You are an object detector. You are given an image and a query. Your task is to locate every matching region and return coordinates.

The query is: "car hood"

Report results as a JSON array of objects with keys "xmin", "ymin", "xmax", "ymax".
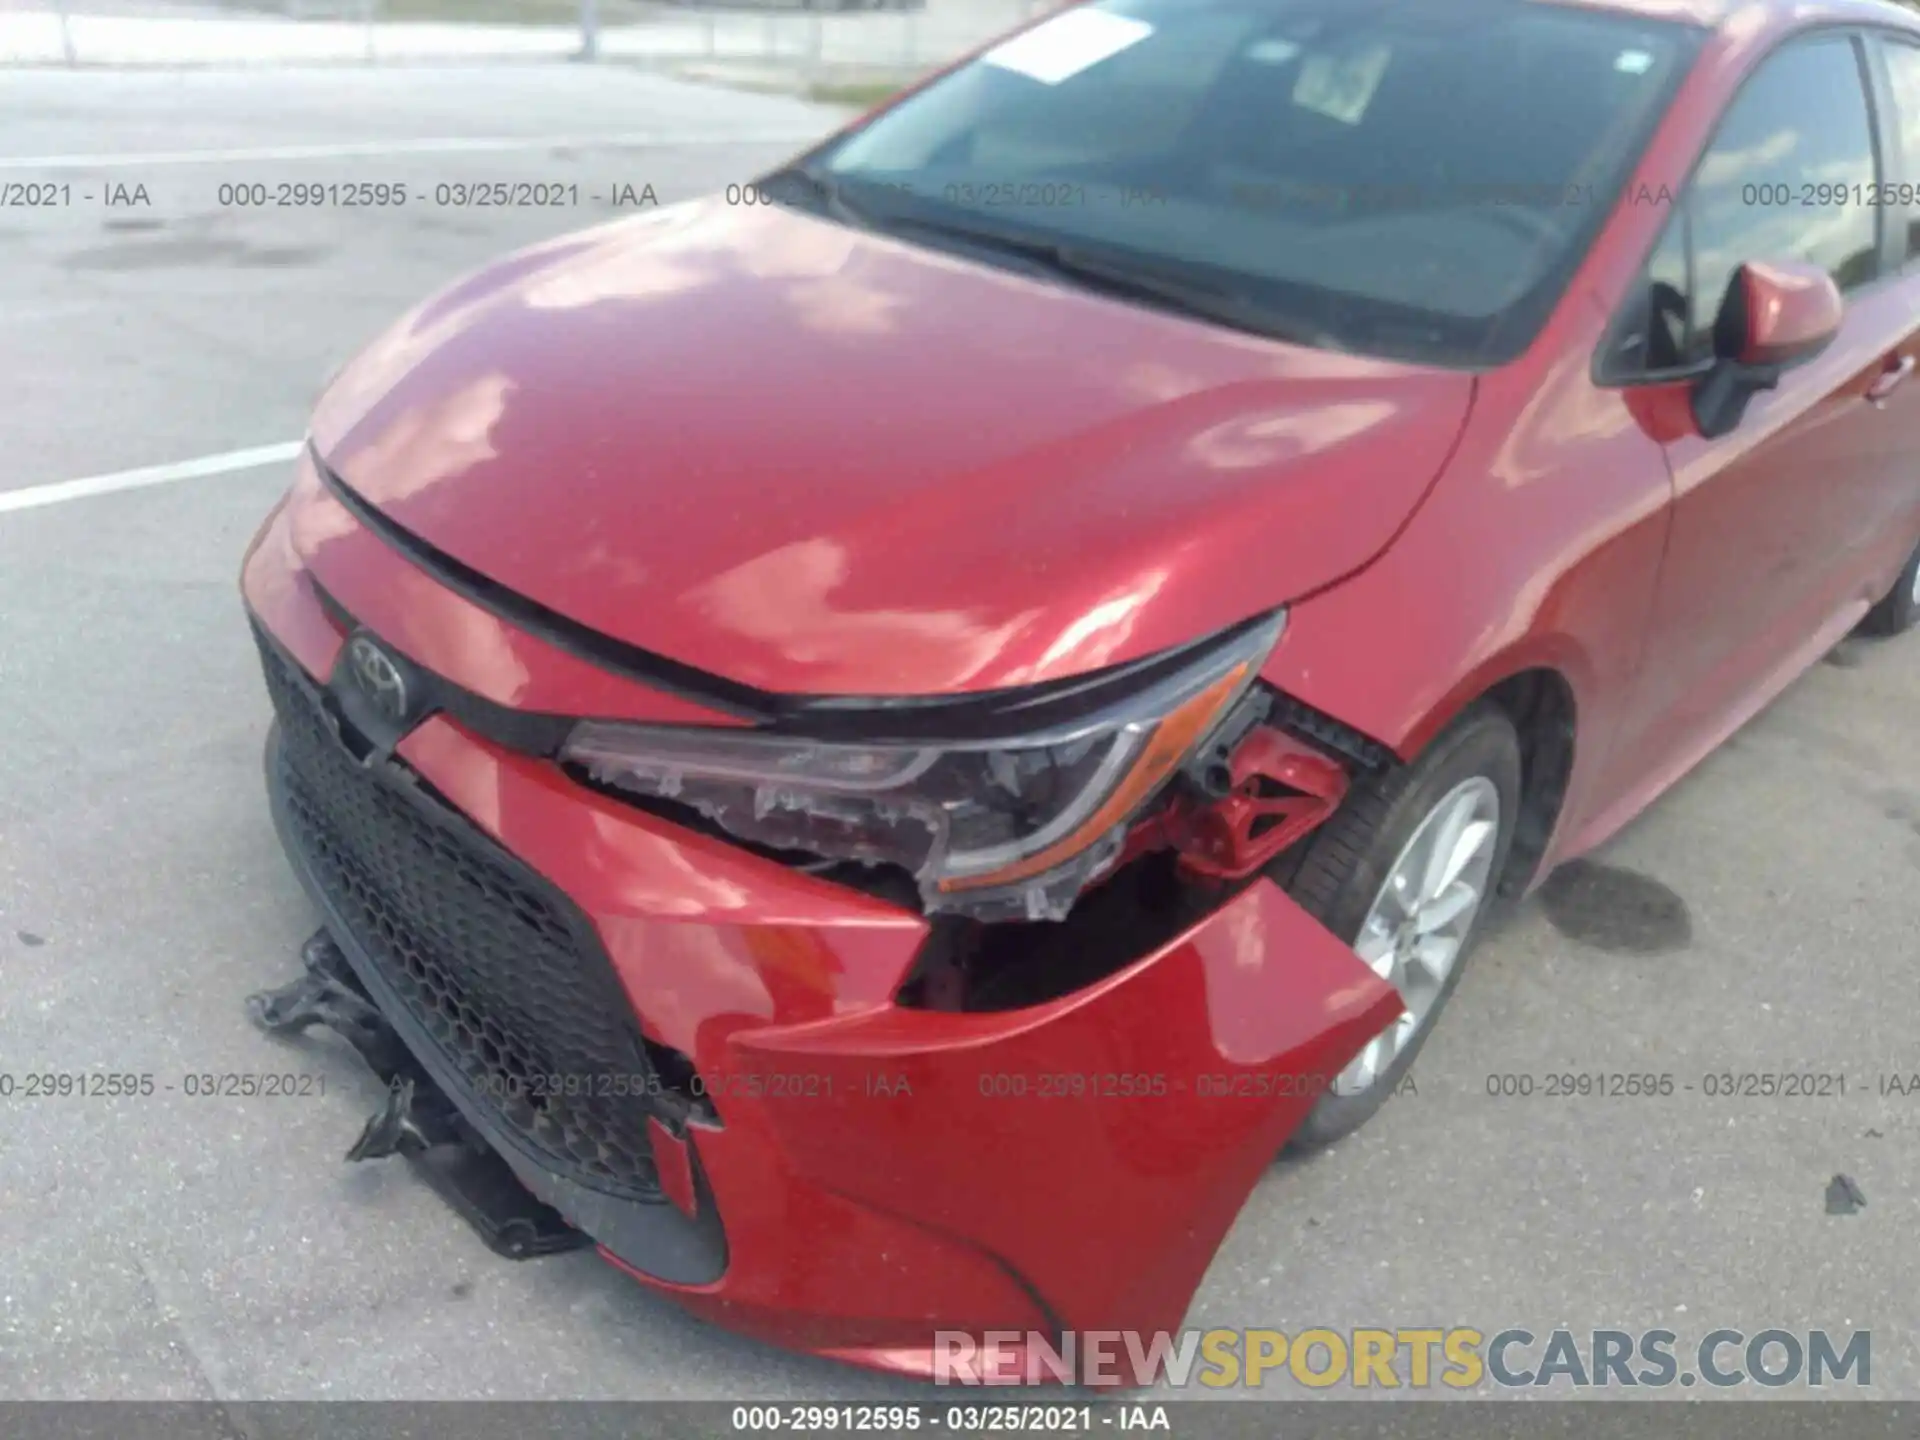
[{"xmin": 309, "ymin": 198, "xmax": 1475, "ymax": 697}]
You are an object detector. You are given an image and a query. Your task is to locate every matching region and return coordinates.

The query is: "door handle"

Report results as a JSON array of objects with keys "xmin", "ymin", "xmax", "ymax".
[{"xmin": 1867, "ymin": 353, "xmax": 1916, "ymax": 407}]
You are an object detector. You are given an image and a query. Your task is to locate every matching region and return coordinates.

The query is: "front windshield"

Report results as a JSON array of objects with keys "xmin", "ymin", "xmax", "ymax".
[{"xmin": 796, "ymin": 0, "xmax": 1699, "ymax": 367}]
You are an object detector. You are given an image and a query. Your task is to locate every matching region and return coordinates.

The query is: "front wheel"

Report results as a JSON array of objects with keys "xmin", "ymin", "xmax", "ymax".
[
  {"xmin": 1860, "ymin": 535, "xmax": 1920, "ymax": 637},
  {"xmin": 1276, "ymin": 703, "xmax": 1522, "ymax": 1151}
]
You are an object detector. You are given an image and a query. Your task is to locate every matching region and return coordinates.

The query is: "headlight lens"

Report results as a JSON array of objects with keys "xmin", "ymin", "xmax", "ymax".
[{"xmin": 562, "ymin": 612, "xmax": 1285, "ymax": 921}]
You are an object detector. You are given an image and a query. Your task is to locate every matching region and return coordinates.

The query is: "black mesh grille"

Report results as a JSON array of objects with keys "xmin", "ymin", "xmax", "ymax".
[{"xmin": 257, "ymin": 632, "xmax": 665, "ymax": 1202}]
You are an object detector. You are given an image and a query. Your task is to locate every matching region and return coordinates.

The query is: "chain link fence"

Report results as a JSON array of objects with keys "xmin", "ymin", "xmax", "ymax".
[
  {"xmin": 13, "ymin": 0, "xmax": 1920, "ymax": 77},
  {"xmin": 4, "ymin": 0, "xmax": 1048, "ymax": 76}
]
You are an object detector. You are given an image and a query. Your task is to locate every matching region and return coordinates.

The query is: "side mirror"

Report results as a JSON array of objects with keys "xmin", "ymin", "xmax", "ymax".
[{"xmin": 1692, "ymin": 259, "xmax": 1843, "ymax": 439}]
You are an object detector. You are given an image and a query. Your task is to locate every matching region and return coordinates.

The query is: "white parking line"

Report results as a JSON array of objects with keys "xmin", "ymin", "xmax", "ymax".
[
  {"xmin": 0, "ymin": 133, "xmax": 813, "ymax": 171},
  {"xmin": 0, "ymin": 301, "xmax": 112, "ymax": 324},
  {"xmin": 0, "ymin": 441, "xmax": 302, "ymax": 517}
]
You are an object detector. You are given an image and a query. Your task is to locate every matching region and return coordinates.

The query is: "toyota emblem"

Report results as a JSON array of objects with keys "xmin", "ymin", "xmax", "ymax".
[{"xmin": 346, "ymin": 635, "xmax": 409, "ymax": 724}]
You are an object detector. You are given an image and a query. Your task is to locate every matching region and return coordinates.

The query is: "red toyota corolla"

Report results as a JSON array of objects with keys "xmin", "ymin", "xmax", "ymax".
[{"xmin": 242, "ymin": 0, "xmax": 1920, "ymax": 1381}]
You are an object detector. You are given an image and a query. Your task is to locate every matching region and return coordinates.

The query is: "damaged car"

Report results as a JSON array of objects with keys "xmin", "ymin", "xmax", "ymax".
[{"xmin": 241, "ymin": 0, "xmax": 1920, "ymax": 1380}]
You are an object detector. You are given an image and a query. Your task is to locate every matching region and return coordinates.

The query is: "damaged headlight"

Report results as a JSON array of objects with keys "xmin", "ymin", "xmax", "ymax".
[{"xmin": 563, "ymin": 612, "xmax": 1285, "ymax": 922}]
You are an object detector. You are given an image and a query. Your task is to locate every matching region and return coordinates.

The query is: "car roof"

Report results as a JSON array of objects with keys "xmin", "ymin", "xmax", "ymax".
[{"xmin": 1536, "ymin": 0, "xmax": 1920, "ymax": 34}]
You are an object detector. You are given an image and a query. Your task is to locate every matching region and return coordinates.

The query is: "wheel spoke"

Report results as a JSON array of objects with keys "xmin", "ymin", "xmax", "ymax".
[
  {"xmin": 1336, "ymin": 1038, "xmax": 1378, "ymax": 1094},
  {"xmin": 1376, "ymin": 868, "xmax": 1419, "ymax": 923},
  {"xmin": 1354, "ymin": 925, "xmax": 1397, "ymax": 970},
  {"xmin": 1407, "ymin": 934, "xmax": 1460, "ymax": 987},
  {"xmin": 1426, "ymin": 816, "xmax": 1495, "ymax": 899},
  {"xmin": 1414, "ymin": 879, "xmax": 1478, "ymax": 936},
  {"xmin": 1359, "ymin": 1033, "xmax": 1386, "ymax": 1079},
  {"xmin": 1336, "ymin": 1014, "xmax": 1404, "ymax": 1095},
  {"xmin": 1366, "ymin": 1026, "xmax": 1397, "ymax": 1072},
  {"xmin": 1417, "ymin": 794, "xmax": 1475, "ymax": 900}
]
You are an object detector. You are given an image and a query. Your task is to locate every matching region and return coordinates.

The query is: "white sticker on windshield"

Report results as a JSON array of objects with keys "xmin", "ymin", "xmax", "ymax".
[
  {"xmin": 1246, "ymin": 38, "xmax": 1302, "ymax": 66},
  {"xmin": 1615, "ymin": 48, "xmax": 1653, "ymax": 74},
  {"xmin": 981, "ymin": 8, "xmax": 1154, "ymax": 86},
  {"xmin": 1292, "ymin": 42, "xmax": 1393, "ymax": 125}
]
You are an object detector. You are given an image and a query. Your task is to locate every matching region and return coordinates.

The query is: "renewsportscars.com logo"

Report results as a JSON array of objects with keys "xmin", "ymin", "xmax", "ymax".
[{"xmin": 931, "ymin": 1327, "xmax": 1872, "ymax": 1390}]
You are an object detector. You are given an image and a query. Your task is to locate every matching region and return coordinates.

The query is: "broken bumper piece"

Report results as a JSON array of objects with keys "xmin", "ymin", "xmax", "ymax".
[{"xmin": 247, "ymin": 930, "xmax": 589, "ymax": 1261}]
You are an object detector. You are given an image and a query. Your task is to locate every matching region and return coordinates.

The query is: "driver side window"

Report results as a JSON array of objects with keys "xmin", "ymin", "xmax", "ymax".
[
  {"xmin": 1609, "ymin": 210, "xmax": 1692, "ymax": 378},
  {"xmin": 1607, "ymin": 34, "xmax": 1878, "ymax": 381}
]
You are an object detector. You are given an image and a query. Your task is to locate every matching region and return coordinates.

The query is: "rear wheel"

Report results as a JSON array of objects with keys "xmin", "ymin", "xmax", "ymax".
[
  {"xmin": 1860, "ymin": 536, "xmax": 1920, "ymax": 638},
  {"xmin": 1276, "ymin": 703, "xmax": 1522, "ymax": 1151}
]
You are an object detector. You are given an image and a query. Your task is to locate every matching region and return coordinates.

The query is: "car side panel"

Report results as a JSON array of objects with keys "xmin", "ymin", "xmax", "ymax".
[
  {"xmin": 1595, "ymin": 33, "xmax": 1915, "ymax": 823},
  {"xmin": 1266, "ymin": 289, "xmax": 1678, "ymax": 886},
  {"xmin": 1860, "ymin": 30, "xmax": 1920, "ymax": 580}
]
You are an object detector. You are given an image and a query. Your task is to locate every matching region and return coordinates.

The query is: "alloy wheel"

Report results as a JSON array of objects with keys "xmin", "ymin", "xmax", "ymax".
[{"xmin": 1331, "ymin": 776, "xmax": 1502, "ymax": 1097}]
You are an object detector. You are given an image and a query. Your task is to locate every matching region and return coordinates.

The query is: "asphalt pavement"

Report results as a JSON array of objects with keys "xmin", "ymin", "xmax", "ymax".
[{"xmin": 1, "ymin": 63, "xmax": 1917, "ymax": 1403}]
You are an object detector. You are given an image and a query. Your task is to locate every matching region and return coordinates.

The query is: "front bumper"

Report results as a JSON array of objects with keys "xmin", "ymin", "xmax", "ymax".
[{"xmin": 241, "ymin": 460, "xmax": 1401, "ymax": 1378}]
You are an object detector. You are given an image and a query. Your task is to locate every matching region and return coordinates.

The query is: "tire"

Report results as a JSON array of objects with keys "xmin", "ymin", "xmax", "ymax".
[
  {"xmin": 1275, "ymin": 702, "xmax": 1523, "ymax": 1152},
  {"xmin": 1859, "ymin": 536, "xmax": 1920, "ymax": 638}
]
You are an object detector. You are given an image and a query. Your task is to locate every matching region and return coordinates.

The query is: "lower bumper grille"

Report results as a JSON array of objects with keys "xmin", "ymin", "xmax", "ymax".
[{"xmin": 256, "ymin": 631, "xmax": 666, "ymax": 1203}]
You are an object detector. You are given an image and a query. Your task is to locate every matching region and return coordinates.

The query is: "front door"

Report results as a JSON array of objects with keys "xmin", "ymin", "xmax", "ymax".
[{"xmin": 1609, "ymin": 33, "xmax": 1917, "ymax": 799}]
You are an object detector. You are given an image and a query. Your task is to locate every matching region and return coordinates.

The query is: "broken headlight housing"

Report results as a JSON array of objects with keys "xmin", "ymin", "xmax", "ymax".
[{"xmin": 563, "ymin": 612, "xmax": 1285, "ymax": 922}]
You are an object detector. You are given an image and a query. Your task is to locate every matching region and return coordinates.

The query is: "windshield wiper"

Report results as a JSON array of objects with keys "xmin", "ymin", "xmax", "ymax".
[
  {"xmin": 754, "ymin": 164, "xmax": 876, "ymax": 229},
  {"xmin": 754, "ymin": 180, "xmax": 1345, "ymax": 350},
  {"xmin": 1055, "ymin": 249, "xmax": 1349, "ymax": 351},
  {"xmin": 883, "ymin": 215, "xmax": 1345, "ymax": 350}
]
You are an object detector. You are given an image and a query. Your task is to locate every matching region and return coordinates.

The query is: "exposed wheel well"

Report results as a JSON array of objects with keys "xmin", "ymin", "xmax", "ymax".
[{"xmin": 1481, "ymin": 668, "xmax": 1577, "ymax": 900}]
